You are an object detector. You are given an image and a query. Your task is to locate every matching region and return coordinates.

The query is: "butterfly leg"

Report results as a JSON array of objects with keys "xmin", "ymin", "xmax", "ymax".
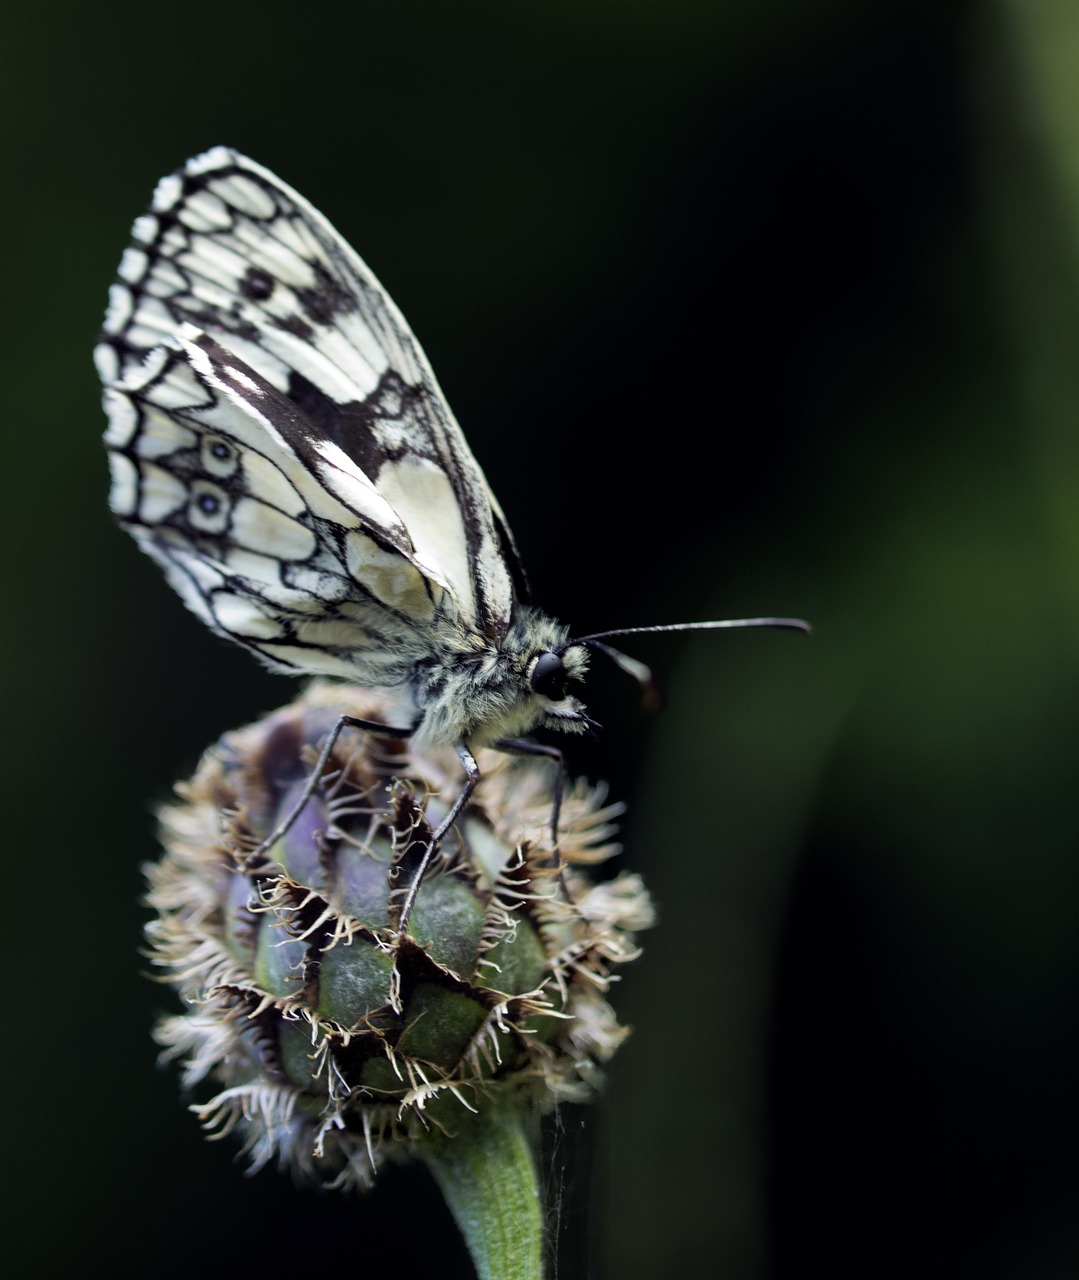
[
  {"xmin": 244, "ymin": 713, "xmax": 414, "ymax": 868},
  {"xmin": 494, "ymin": 737, "xmax": 566, "ymax": 858},
  {"xmin": 395, "ymin": 743, "xmax": 480, "ymax": 937}
]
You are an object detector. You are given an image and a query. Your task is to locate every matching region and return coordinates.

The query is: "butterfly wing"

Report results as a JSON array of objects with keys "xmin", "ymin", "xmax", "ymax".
[{"xmin": 96, "ymin": 147, "xmax": 525, "ymax": 682}]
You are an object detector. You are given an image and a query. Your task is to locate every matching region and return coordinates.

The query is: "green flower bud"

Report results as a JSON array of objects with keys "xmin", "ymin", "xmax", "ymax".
[{"xmin": 145, "ymin": 682, "xmax": 653, "ymax": 1196}]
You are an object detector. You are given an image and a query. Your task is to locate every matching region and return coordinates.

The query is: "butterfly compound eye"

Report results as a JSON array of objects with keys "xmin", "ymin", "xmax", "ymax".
[{"xmin": 531, "ymin": 651, "xmax": 568, "ymax": 701}]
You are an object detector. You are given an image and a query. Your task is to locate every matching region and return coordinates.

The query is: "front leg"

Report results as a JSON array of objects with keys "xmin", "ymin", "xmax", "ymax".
[{"xmin": 494, "ymin": 737, "xmax": 565, "ymax": 856}]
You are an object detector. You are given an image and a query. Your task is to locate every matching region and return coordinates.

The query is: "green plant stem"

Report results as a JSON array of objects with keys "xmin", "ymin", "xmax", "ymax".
[{"xmin": 422, "ymin": 1100, "xmax": 544, "ymax": 1280}]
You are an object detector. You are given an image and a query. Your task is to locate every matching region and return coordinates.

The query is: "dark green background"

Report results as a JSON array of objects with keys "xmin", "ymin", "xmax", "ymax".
[{"xmin": 5, "ymin": 2, "xmax": 1078, "ymax": 1276}]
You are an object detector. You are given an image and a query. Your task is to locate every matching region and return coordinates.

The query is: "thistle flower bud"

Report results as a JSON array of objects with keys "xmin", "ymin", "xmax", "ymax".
[{"xmin": 145, "ymin": 682, "xmax": 653, "ymax": 1198}]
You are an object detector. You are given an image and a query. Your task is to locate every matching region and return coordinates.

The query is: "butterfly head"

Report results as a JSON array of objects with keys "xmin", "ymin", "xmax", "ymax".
[
  {"xmin": 410, "ymin": 610, "xmax": 594, "ymax": 749},
  {"xmin": 526, "ymin": 643, "xmax": 593, "ymax": 735},
  {"xmin": 467, "ymin": 616, "xmax": 593, "ymax": 746}
]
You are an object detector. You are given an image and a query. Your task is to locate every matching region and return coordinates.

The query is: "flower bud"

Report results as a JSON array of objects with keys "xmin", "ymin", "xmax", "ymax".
[{"xmin": 145, "ymin": 682, "xmax": 653, "ymax": 1192}]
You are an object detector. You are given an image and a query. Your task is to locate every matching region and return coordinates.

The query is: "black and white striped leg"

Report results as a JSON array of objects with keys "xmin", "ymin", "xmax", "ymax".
[
  {"xmin": 395, "ymin": 743, "xmax": 480, "ymax": 938},
  {"xmin": 244, "ymin": 713, "xmax": 414, "ymax": 868},
  {"xmin": 494, "ymin": 737, "xmax": 566, "ymax": 857}
]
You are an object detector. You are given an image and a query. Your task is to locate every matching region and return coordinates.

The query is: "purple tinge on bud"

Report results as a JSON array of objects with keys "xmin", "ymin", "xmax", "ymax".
[{"xmin": 145, "ymin": 681, "xmax": 653, "ymax": 1191}]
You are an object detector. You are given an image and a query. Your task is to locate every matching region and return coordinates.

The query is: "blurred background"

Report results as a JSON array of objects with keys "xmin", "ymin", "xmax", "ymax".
[{"xmin": 4, "ymin": 1, "xmax": 1079, "ymax": 1275}]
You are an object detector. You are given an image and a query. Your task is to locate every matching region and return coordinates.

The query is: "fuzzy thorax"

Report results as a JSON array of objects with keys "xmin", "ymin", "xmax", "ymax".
[{"xmin": 410, "ymin": 605, "xmax": 591, "ymax": 749}]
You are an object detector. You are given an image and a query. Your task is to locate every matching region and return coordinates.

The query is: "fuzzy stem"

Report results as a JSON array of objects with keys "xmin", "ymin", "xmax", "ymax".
[{"xmin": 422, "ymin": 1100, "xmax": 544, "ymax": 1280}]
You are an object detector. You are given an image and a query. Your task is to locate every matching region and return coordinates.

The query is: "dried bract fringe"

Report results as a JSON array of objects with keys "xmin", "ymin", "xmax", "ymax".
[{"xmin": 145, "ymin": 682, "xmax": 653, "ymax": 1190}]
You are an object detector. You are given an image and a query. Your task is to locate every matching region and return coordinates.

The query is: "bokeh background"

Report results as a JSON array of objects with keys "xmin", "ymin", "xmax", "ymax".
[{"xmin": 5, "ymin": 2, "xmax": 1079, "ymax": 1276}]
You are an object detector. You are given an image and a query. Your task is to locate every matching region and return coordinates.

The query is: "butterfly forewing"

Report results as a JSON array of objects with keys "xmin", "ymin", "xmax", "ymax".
[{"xmin": 96, "ymin": 146, "xmax": 522, "ymax": 683}]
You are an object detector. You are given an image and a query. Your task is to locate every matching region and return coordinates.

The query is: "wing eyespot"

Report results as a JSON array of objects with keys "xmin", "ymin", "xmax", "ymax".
[
  {"xmin": 188, "ymin": 480, "xmax": 231, "ymax": 533},
  {"xmin": 200, "ymin": 435, "xmax": 240, "ymax": 478}
]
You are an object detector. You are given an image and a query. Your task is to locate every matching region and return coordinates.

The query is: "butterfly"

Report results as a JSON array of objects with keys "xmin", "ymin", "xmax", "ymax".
[{"xmin": 96, "ymin": 147, "xmax": 807, "ymax": 926}]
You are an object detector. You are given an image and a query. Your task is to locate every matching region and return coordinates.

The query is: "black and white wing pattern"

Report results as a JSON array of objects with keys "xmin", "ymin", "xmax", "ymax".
[{"xmin": 95, "ymin": 146, "xmax": 526, "ymax": 688}]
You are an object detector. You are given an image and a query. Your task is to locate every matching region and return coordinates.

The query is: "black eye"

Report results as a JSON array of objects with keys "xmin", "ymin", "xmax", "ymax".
[{"xmin": 531, "ymin": 651, "xmax": 568, "ymax": 700}]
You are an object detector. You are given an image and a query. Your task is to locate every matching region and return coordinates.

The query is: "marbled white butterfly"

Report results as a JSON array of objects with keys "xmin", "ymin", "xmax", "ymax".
[{"xmin": 96, "ymin": 147, "xmax": 806, "ymax": 921}]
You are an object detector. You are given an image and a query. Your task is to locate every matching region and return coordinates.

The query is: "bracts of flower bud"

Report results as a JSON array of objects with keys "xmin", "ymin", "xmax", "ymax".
[{"xmin": 144, "ymin": 680, "xmax": 653, "ymax": 1274}]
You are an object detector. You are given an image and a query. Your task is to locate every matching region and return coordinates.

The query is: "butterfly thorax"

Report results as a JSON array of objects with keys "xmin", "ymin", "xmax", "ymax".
[{"xmin": 409, "ymin": 606, "xmax": 590, "ymax": 750}]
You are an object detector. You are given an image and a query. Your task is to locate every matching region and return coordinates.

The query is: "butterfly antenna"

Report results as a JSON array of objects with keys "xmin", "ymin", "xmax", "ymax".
[
  {"xmin": 570, "ymin": 617, "xmax": 812, "ymax": 646},
  {"xmin": 564, "ymin": 617, "xmax": 811, "ymax": 711}
]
